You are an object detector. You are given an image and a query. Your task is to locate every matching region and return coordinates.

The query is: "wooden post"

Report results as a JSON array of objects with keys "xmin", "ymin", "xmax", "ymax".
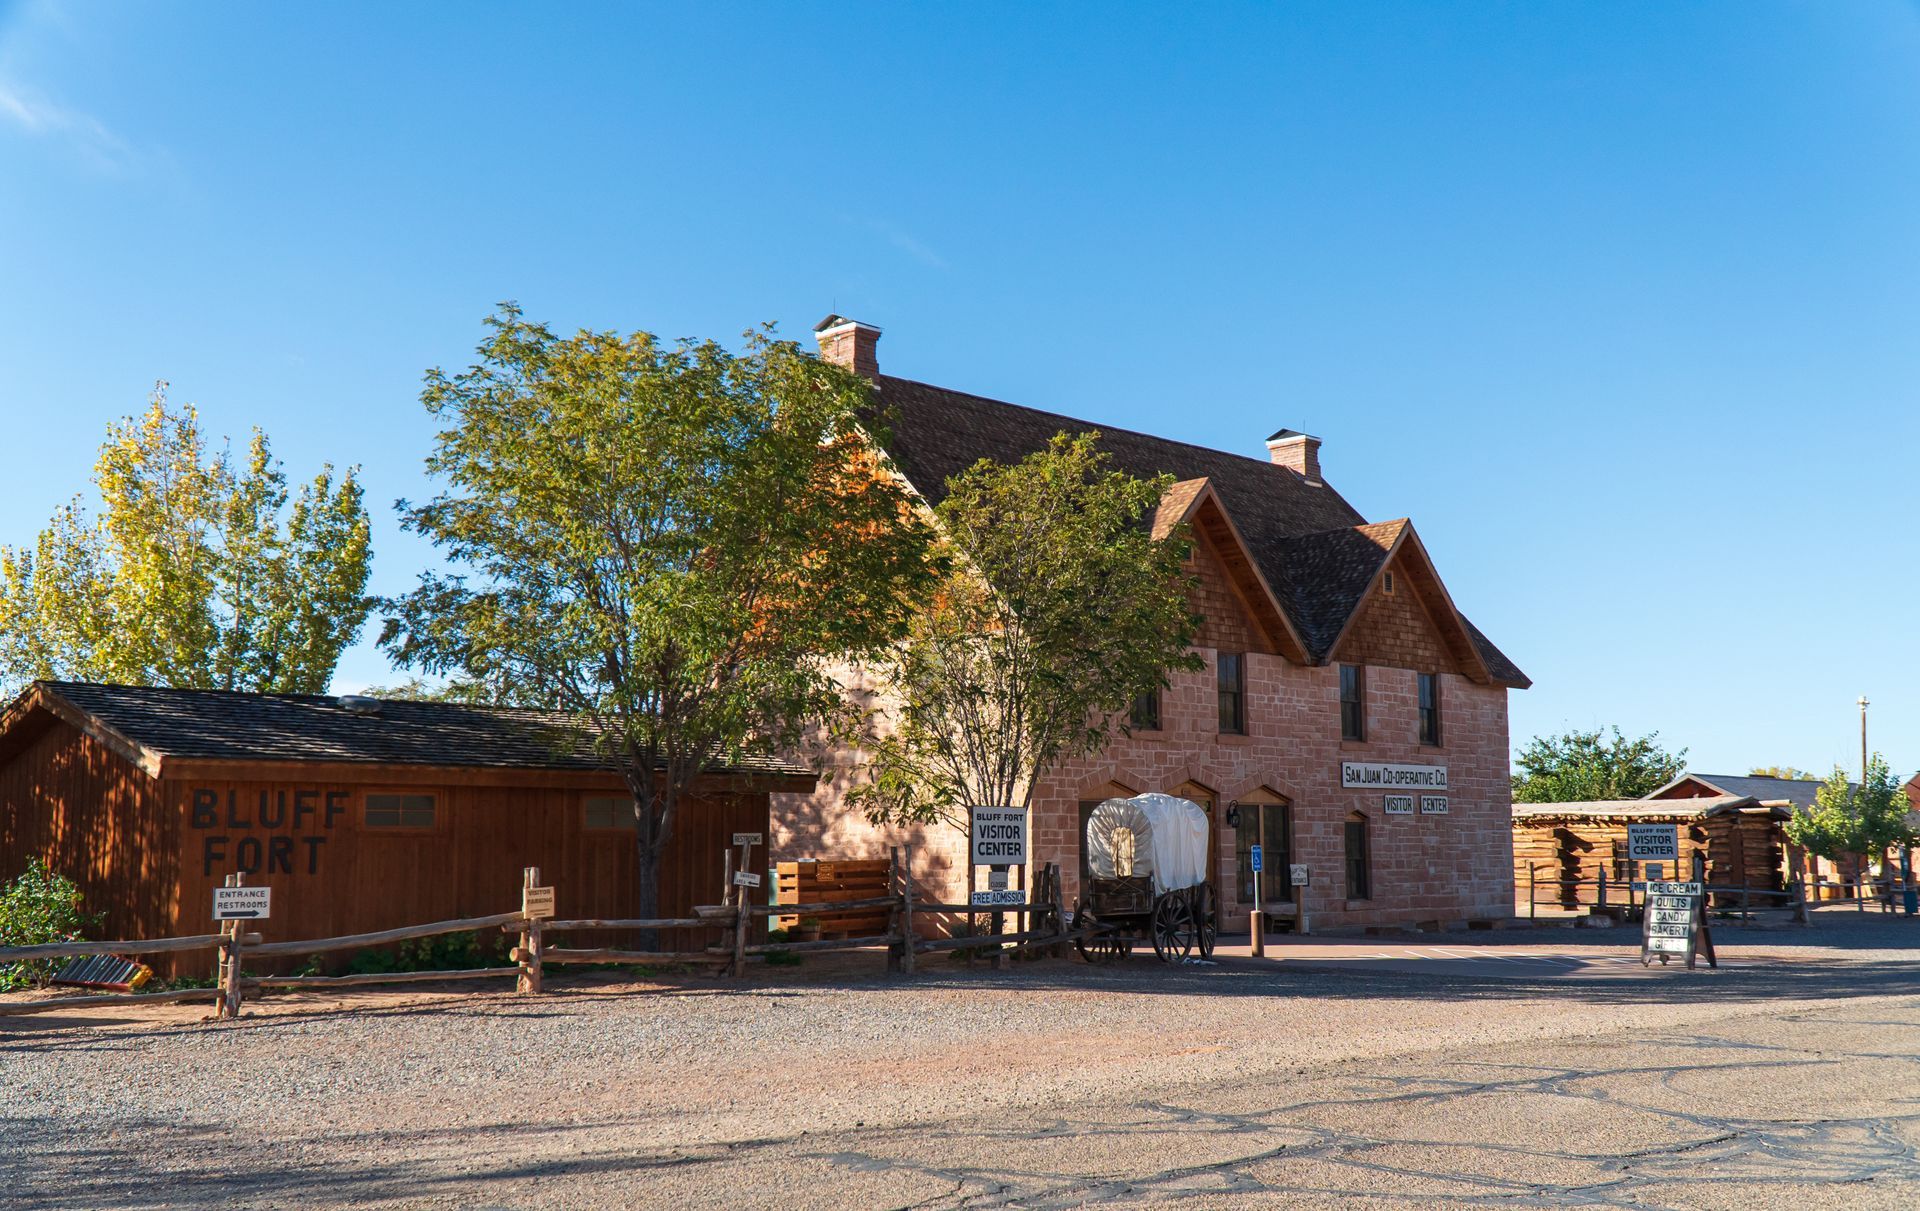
[
  {"xmin": 1597, "ymin": 867, "xmax": 1607, "ymax": 911},
  {"xmin": 517, "ymin": 867, "xmax": 544, "ymax": 995},
  {"xmin": 1016, "ymin": 861, "xmax": 1027, "ymax": 951},
  {"xmin": 887, "ymin": 846, "xmax": 902, "ymax": 974},
  {"xmin": 901, "ymin": 844, "xmax": 916, "ymax": 975},
  {"xmin": 731, "ymin": 899, "xmax": 749, "ymax": 978},
  {"xmin": 1528, "ymin": 864, "xmax": 1537, "ymax": 921},
  {"xmin": 966, "ymin": 861, "xmax": 977, "ymax": 969},
  {"xmin": 219, "ymin": 872, "xmax": 245, "ymax": 1019}
]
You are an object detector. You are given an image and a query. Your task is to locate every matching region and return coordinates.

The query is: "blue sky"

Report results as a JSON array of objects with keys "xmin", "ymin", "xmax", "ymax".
[{"xmin": 3, "ymin": 1, "xmax": 1917, "ymax": 777}]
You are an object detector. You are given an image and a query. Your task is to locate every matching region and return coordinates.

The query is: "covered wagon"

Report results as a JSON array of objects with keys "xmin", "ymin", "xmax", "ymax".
[{"xmin": 1072, "ymin": 793, "xmax": 1217, "ymax": 963}]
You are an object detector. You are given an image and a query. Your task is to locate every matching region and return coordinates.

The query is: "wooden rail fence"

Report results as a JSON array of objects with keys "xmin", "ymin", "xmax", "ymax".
[{"xmin": 0, "ymin": 847, "xmax": 1092, "ymax": 1021}]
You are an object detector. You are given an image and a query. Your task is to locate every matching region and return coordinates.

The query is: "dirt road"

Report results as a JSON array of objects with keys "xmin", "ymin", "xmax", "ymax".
[{"xmin": 4, "ymin": 919, "xmax": 1919, "ymax": 1208}]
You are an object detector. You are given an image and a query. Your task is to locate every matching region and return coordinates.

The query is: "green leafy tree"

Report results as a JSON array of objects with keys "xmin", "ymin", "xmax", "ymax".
[
  {"xmin": 381, "ymin": 307, "xmax": 940, "ymax": 923},
  {"xmin": 1749, "ymin": 765, "xmax": 1815, "ymax": 780},
  {"xmin": 847, "ymin": 432, "xmax": 1202, "ymax": 840},
  {"xmin": 1784, "ymin": 754, "xmax": 1917, "ymax": 865},
  {"xmin": 1511, "ymin": 726, "xmax": 1687, "ymax": 803},
  {"xmin": 0, "ymin": 385, "xmax": 373, "ymax": 695},
  {"xmin": 0, "ymin": 860, "xmax": 100, "ymax": 990}
]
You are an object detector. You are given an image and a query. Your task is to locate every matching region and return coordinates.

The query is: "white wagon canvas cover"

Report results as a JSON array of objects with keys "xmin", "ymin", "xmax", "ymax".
[{"xmin": 1085, "ymin": 794, "xmax": 1210, "ymax": 893}]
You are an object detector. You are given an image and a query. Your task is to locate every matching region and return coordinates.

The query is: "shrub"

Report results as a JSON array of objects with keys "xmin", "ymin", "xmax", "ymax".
[
  {"xmin": 0, "ymin": 860, "xmax": 100, "ymax": 990},
  {"xmin": 344, "ymin": 929, "xmax": 507, "ymax": 975}
]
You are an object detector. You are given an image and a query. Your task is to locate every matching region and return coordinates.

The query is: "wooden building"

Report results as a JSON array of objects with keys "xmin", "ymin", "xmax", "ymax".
[
  {"xmin": 0, "ymin": 681, "xmax": 813, "ymax": 973},
  {"xmin": 1650, "ymin": 770, "xmax": 1866, "ymax": 897},
  {"xmin": 1511, "ymin": 795, "xmax": 1791, "ymax": 908}
]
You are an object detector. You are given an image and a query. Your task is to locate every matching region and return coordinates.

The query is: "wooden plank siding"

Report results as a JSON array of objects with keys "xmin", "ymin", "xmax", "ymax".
[
  {"xmin": 1, "ymin": 716, "xmax": 782, "ymax": 976},
  {"xmin": 0, "ymin": 722, "xmax": 177, "ymax": 945}
]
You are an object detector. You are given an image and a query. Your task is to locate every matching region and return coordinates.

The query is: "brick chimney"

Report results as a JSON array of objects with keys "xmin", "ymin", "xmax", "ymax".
[
  {"xmin": 1266, "ymin": 429, "xmax": 1322, "ymax": 486},
  {"xmin": 813, "ymin": 314, "xmax": 882, "ymax": 378}
]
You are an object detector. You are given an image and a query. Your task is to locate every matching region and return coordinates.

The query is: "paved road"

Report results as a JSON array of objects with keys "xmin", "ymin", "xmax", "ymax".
[
  {"xmin": 1239, "ymin": 938, "xmax": 1765, "ymax": 977},
  {"xmin": 4, "ymin": 914, "xmax": 1918, "ymax": 1208}
]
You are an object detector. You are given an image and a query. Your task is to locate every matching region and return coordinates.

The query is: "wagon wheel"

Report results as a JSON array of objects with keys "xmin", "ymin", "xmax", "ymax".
[
  {"xmin": 1151, "ymin": 894, "xmax": 1195, "ymax": 963},
  {"xmin": 1192, "ymin": 884, "xmax": 1218, "ymax": 959},
  {"xmin": 1073, "ymin": 900, "xmax": 1124, "ymax": 965}
]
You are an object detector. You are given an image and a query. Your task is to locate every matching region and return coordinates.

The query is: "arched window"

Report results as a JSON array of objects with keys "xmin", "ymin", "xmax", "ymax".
[{"xmin": 1344, "ymin": 811, "xmax": 1372, "ymax": 901}]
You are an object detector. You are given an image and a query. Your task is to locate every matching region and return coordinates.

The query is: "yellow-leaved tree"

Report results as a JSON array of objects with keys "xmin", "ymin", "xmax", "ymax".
[{"xmin": 0, "ymin": 384, "xmax": 373, "ymax": 695}]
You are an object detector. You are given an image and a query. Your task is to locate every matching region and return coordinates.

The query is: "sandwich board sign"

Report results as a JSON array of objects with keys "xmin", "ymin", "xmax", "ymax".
[
  {"xmin": 1641, "ymin": 880, "xmax": 1716, "ymax": 969},
  {"xmin": 1627, "ymin": 823, "xmax": 1680, "ymax": 866},
  {"xmin": 213, "ymin": 886, "xmax": 271, "ymax": 921}
]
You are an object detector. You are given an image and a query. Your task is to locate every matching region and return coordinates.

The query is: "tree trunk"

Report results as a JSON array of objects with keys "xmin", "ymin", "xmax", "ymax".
[{"xmin": 635, "ymin": 837, "xmax": 663, "ymax": 952}]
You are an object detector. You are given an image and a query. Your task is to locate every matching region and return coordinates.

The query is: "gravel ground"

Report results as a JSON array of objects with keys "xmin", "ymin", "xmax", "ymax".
[{"xmin": 3, "ymin": 910, "xmax": 1918, "ymax": 1208}]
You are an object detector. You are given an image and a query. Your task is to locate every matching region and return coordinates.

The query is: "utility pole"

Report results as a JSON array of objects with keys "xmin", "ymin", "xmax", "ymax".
[{"xmin": 1860, "ymin": 695, "xmax": 1871, "ymax": 909}]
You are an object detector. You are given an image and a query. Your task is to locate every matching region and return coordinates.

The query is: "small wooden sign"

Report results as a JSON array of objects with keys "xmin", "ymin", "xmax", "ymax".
[
  {"xmin": 213, "ymin": 886, "xmax": 271, "ymax": 921},
  {"xmin": 522, "ymin": 886, "xmax": 556, "ymax": 920},
  {"xmin": 732, "ymin": 832, "xmax": 763, "ymax": 846},
  {"xmin": 733, "ymin": 870, "xmax": 762, "ymax": 888}
]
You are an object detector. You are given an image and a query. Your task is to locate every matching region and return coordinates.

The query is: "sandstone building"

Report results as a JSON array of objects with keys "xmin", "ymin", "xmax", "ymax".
[{"xmin": 782, "ymin": 317, "xmax": 1531, "ymax": 931}]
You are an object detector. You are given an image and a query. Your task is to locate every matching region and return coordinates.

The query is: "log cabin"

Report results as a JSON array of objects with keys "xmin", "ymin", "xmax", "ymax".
[
  {"xmin": 0, "ymin": 681, "xmax": 814, "ymax": 974},
  {"xmin": 1511, "ymin": 795, "xmax": 1791, "ymax": 910}
]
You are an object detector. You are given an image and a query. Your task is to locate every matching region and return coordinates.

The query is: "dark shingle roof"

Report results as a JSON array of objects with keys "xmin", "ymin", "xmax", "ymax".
[
  {"xmin": 870, "ymin": 374, "xmax": 1528, "ymax": 684},
  {"xmin": 1650, "ymin": 772, "xmax": 1842, "ymax": 811},
  {"xmin": 12, "ymin": 682, "xmax": 809, "ymax": 779}
]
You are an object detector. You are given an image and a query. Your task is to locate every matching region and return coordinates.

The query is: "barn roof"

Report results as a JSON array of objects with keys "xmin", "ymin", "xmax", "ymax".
[
  {"xmin": 1646, "ymin": 771, "xmax": 1839, "ymax": 811},
  {"xmin": 869, "ymin": 373, "xmax": 1529, "ymax": 687},
  {"xmin": 1510, "ymin": 794, "xmax": 1786, "ymax": 822},
  {"xmin": 0, "ymin": 681, "xmax": 813, "ymax": 783}
]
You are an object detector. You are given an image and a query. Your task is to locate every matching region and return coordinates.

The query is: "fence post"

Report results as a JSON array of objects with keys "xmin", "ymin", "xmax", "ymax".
[
  {"xmin": 887, "ymin": 846, "xmax": 903, "ymax": 974},
  {"xmin": 219, "ymin": 872, "xmax": 246, "ymax": 1019},
  {"xmin": 517, "ymin": 867, "xmax": 544, "ymax": 995},
  {"xmin": 1597, "ymin": 867, "xmax": 1607, "ymax": 911},
  {"xmin": 1528, "ymin": 864, "xmax": 1536, "ymax": 921},
  {"xmin": 901, "ymin": 844, "xmax": 916, "ymax": 975},
  {"xmin": 731, "ymin": 898, "xmax": 749, "ymax": 978}
]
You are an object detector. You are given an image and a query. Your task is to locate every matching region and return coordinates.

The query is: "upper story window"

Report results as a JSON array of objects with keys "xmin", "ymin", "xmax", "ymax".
[
  {"xmin": 1417, "ymin": 672, "xmax": 1441, "ymax": 745},
  {"xmin": 583, "ymin": 795, "xmax": 635, "ymax": 830},
  {"xmin": 1217, "ymin": 652, "xmax": 1246, "ymax": 735},
  {"xmin": 1129, "ymin": 687, "xmax": 1161, "ymax": 732},
  {"xmin": 1339, "ymin": 664, "xmax": 1366, "ymax": 741},
  {"xmin": 365, "ymin": 792, "xmax": 436, "ymax": 829}
]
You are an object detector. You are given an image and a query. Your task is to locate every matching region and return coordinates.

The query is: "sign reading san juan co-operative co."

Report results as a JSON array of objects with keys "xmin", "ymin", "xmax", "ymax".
[
  {"xmin": 970, "ymin": 806, "xmax": 1028, "ymax": 866},
  {"xmin": 1341, "ymin": 762, "xmax": 1447, "ymax": 791}
]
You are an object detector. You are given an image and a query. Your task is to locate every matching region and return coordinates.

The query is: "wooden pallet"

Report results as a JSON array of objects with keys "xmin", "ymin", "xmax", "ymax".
[{"xmin": 775, "ymin": 859, "xmax": 894, "ymax": 935}]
